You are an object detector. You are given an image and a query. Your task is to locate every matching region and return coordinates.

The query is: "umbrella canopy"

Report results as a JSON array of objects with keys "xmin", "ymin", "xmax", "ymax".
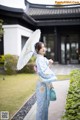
[{"xmin": 17, "ymin": 29, "xmax": 41, "ymax": 70}]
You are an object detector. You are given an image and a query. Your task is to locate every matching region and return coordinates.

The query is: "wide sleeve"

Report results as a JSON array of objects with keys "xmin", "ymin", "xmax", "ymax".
[{"xmin": 36, "ymin": 57, "xmax": 57, "ymax": 83}]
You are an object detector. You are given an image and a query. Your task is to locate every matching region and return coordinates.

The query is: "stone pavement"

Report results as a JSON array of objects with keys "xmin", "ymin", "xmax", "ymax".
[
  {"xmin": 23, "ymin": 64, "xmax": 80, "ymax": 120},
  {"xmin": 51, "ymin": 64, "xmax": 80, "ymax": 75},
  {"xmin": 23, "ymin": 80, "xmax": 70, "ymax": 120}
]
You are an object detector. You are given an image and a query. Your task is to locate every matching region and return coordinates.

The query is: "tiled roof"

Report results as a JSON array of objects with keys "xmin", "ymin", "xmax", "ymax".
[
  {"xmin": 26, "ymin": 3, "xmax": 80, "ymax": 26},
  {"xmin": 27, "ymin": 4, "xmax": 80, "ymax": 16}
]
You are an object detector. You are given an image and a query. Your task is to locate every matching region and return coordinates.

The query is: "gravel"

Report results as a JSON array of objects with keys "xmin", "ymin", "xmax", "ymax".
[{"xmin": 11, "ymin": 93, "xmax": 36, "ymax": 120}]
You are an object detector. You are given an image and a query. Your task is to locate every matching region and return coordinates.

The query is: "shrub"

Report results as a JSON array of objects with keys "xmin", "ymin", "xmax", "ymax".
[
  {"xmin": 4, "ymin": 54, "xmax": 36, "ymax": 74},
  {"xmin": 0, "ymin": 55, "xmax": 5, "ymax": 64},
  {"xmin": 18, "ymin": 56, "xmax": 36, "ymax": 74},
  {"xmin": 62, "ymin": 69, "xmax": 80, "ymax": 120},
  {"xmin": 28, "ymin": 55, "xmax": 36, "ymax": 63},
  {"xmin": 4, "ymin": 54, "xmax": 18, "ymax": 75},
  {"xmin": 18, "ymin": 63, "xmax": 35, "ymax": 73}
]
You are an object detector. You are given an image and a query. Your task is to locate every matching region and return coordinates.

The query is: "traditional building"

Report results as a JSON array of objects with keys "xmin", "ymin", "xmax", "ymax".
[{"xmin": 0, "ymin": 0, "xmax": 80, "ymax": 64}]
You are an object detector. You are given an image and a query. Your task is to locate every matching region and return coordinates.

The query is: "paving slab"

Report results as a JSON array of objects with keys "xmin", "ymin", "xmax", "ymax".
[{"xmin": 51, "ymin": 64, "xmax": 80, "ymax": 75}]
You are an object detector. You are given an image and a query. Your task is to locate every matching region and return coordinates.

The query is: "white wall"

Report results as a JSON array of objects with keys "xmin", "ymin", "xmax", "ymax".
[
  {"xmin": 28, "ymin": 0, "xmax": 55, "ymax": 5},
  {"xmin": 0, "ymin": 0, "xmax": 26, "ymax": 9},
  {"xmin": 3, "ymin": 25, "xmax": 33, "ymax": 56}
]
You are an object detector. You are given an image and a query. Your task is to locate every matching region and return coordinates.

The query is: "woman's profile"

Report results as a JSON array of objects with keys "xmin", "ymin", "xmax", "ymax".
[{"xmin": 35, "ymin": 42, "xmax": 57, "ymax": 120}]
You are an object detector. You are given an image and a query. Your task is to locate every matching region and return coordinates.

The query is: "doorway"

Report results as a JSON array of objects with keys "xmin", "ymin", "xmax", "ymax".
[
  {"xmin": 0, "ymin": 37, "xmax": 4, "ymax": 55},
  {"xmin": 42, "ymin": 34, "xmax": 55, "ymax": 60},
  {"xmin": 61, "ymin": 34, "xmax": 79, "ymax": 64}
]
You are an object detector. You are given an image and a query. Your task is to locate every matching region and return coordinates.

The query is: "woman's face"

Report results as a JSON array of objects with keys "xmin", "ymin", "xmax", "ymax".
[{"xmin": 38, "ymin": 43, "xmax": 46, "ymax": 55}]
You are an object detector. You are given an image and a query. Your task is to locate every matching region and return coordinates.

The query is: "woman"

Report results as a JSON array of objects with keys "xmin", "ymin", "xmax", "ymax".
[{"xmin": 35, "ymin": 42, "xmax": 57, "ymax": 120}]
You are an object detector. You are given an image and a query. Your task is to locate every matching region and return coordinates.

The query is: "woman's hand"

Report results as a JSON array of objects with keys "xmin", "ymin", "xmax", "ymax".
[
  {"xmin": 46, "ymin": 83, "xmax": 54, "ymax": 89},
  {"xmin": 49, "ymin": 59, "xmax": 54, "ymax": 64},
  {"xmin": 50, "ymin": 83, "xmax": 54, "ymax": 89},
  {"xmin": 34, "ymin": 65, "xmax": 37, "ymax": 73}
]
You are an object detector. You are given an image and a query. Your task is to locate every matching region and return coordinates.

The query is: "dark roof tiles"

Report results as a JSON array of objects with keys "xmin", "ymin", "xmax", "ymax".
[{"xmin": 28, "ymin": 7, "xmax": 80, "ymax": 16}]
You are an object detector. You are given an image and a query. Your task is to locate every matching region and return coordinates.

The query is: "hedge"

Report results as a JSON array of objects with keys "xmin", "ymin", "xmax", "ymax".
[{"xmin": 62, "ymin": 69, "xmax": 80, "ymax": 120}]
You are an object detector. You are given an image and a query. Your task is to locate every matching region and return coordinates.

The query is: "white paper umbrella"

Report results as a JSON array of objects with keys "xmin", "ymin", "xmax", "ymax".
[{"xmin": 17, "ymin": 29, "xmax": 41, "ymax": 70}]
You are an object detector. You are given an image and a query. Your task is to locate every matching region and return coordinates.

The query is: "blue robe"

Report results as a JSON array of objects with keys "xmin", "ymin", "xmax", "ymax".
[{"xmin": 36, "ymin": 54, "xmax": 57, "ymax": 120}]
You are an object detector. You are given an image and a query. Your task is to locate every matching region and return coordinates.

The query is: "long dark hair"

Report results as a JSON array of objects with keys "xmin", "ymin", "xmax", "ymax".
[{"xmin": 35, "ymin": 42, "xmax": 43, "ymax": 53}]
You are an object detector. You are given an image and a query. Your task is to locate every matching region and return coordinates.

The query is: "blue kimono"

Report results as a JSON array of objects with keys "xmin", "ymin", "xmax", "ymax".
[{"xmin": 36, "ymin": 54, "xmax": 57, "ymax": 120}]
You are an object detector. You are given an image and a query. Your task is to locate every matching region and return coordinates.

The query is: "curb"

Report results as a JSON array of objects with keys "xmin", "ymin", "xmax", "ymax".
[{"xmin": 11, "ymin": 93, "xmax": 36, "ymax": 120}]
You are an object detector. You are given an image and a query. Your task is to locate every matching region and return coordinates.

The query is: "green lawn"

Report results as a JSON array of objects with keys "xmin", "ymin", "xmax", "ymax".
[
  {"xmin": 57, "ymin": 75, "xmax": 70, "ymax": 80},
  {"xmin": 0, "ymin": 74, "xmax": 70, "ymax": 119},
  {"xmin": 0, "ymin": 74, "xmax": 38, "ymax": 119}
]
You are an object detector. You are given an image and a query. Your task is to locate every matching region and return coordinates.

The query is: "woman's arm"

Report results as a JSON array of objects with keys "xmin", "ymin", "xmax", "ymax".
[{"xmin": 36, "ymin": 57, "xmax": 57, "ymax": 83}]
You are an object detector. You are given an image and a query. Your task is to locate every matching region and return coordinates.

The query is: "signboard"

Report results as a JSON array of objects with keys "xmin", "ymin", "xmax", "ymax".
[
  {"xmin": 54, "ymin": 0, "xmax": 80, "ymax": 5},
  {"xmin": 28, "ymin": 0, "xmax": 80, "ymax": 5}
]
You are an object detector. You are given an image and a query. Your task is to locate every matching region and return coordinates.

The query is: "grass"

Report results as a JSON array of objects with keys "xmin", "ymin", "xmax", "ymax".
[
  {"xmin": 0, "ymin": 74, "xmax": 38, "ymax": 119},
  {"xmin": 57, "ymin": 75, "xmax": 70, "ymax": 80},
  {"xmin": 0, "ymin": 74, "xmax": 70, "ymax": 119}
]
